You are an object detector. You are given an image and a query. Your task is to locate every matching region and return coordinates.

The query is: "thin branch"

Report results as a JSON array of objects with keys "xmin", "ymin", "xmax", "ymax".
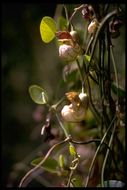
[
  {"xmin": 110, "ymin": 45, "xmax": 119, "ymax": 101},
  {"xmin": 101, "ymin": 122, "xmax": 116, "ymax": 187},
  {"xmin": 68, "ymin": 4, "xmax": 84, "ymax": 28},
  {"xmin": 55, "ymin": 112, "xmax": 69, "ymax": 138},
  {"xmin": 67, "ymin": 156, "xmax": 80, "ymax": 187},
  {"xmin": 89, "ymin": 73, "xmax": 99, "ymax": 85},
  {"xmin": 19, "ymin": 136, "xmax": 71, "ymax": 187},
  {"xmin": 85, "ymin": 35, "xmax": 94, "ymax": 55},
  {"xmin": 71, "ymin": 139, "xmax": 111, "ymax": 151},
  {"xmin": 88, "ymin": 9, "xmax": 118, "ymax": 67},
  {"xmin": 76, "ymin": 59, "xmax": 86, "ymax": 92},
  {"xmin": 82, "ymin": 58, "xmax": 101, "ymax": 124},
  {"xmin": 63, "ymin": 4, "xmax": 69, "ymax": 27},
  {"xmin": 84, "ymin": 114, "xmax": 116, "ymax": 187}
]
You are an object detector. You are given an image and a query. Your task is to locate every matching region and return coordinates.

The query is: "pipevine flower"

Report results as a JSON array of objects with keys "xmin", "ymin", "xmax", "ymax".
[
  {"xmin": 61, "ymin": 91, "xmax": 89, "ymax": 122},
  {"xmin": 56, "ymin": 31, "xmax": 82, "ymax": 62}
]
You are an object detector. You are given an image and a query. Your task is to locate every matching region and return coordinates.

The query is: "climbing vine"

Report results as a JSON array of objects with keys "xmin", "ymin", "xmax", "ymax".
[{"xmin": 18, "ymin": 4, "xmax": 125, "ymax": 187}]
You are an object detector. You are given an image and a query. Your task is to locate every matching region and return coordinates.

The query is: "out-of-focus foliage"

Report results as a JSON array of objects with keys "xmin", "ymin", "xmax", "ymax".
[
  {"xmin": 2, "ymin": 3, "xmax": 58, "ymax": 187},
  {"xmin": 31, "ymin": 157, "xmax": 59, "ymax": 173}
]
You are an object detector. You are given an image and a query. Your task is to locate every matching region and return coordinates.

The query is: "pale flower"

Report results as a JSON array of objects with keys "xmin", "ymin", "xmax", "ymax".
[
  {"xmin": 59, "ymin": 43, "xmax": 81, "ymax": 62},
  {"xmin": 61, "ymin": 92, "xmax": 89, "ymax": 122}
]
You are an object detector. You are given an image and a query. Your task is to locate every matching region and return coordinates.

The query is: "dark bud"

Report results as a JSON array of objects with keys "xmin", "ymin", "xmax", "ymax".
[
  {"xmin": 82, "ymin": 6, "xmax": 90, "ymax": 19},
  {"xmin": 109, "ymin": 19, "xmax": 123, "ymax": 32},
  {"xmin": 82, "ymin": 5, "xmax": 94, "ymax": 20},
  {"xmin": 112, "ymin": 19, "xmax": 123, "ymax": 30},
  {"xmin": 110, "ymin": 30, "xmax": 120, "ymax": 39},
  {"xmin": 41, "ymin": 113, "xmax": 55, "ymax": 141},
  {"xmin": 109, "ymin": 18, "xmax": 123, "ymax": 38}
]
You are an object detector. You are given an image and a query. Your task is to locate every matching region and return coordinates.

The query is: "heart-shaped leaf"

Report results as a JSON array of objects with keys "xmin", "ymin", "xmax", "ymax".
[
  {"xmin": 29, "ymin": 85, "xmax": 48, "ymax": 104},
  {"xmin": 40, "ymin": 16, "xmax": 57, "ymax": 43},
  {"xmin": 31, "ymin": 157, "xmax": 59, "ymax": 173}
]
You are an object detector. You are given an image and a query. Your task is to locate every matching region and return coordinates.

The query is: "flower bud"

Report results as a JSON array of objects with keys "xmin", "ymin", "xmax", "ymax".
[
  {"xmin": 88, "ymin": 19, "xmax": 98, "ymax": 34},
  {"xmin": 82, "ymin": 5, "xmax": 89, "ymax": 19},
  {"xmin": 109, "ymin": 18, "xmax": 122, "ymax": 39},
  {"xmin": 70, "ymin": 31, "xmax": 80, "ymax": 43},
  {"xmin": 82, "ymin": 5, "xmax": 94, "ymax": 20}
]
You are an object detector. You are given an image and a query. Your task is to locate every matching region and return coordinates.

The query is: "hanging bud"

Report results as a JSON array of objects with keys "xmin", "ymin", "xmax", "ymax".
[
  {"xmin": 88, "ymin": 19, "xmax": 98, "ymax": 34},
  {"xmin": 109, "ymin": 18, "xmax": 123, "ymax": 38},
  {"xmin": 70, "ymin": 30, "xmax": 80, "ymax": 43},
  {"xmin": 61, "ymin": 92, "xmax": 89, "ymax": 122},
  {"xmin": 82, "ymin": 5, "xmax": 94, "ymax": 20}
]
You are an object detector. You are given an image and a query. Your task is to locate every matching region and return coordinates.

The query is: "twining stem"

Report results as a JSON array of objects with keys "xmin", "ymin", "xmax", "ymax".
[
  {"xmin": 84, "ymin": 114, "xmax": 116, "ymax": 187},
  {"xmin": 76, "ymin": 59, "xmax": 85, "ymax": 91},
  {"xmin": 82, "ymin": 58, "xmax": 101, "ymax": 124},
  {"xmin": 67, "ymin": 158, "xmax": 79, "ymax": 187},
  {"xmin": 51, "ymin": 97, "xmax": 65, "ymax": 110},
  {"xmin": 85, "ymin": 35, "xmax": 94, "ymax": 55},
  {"xmin": 55, "ymin": 110, "xmax": 79, "ymax": 187},
  {"xmin": 88, "ymin": 9, "xmax": 118, "ymax": 67},
  {"xmin": 110, "ymin": 45, "xmax": 119, "ymax": 102},
  {"xmin": 67, "ymin": 4, "xmax": 84, "ymax": 28},
  {"xmin": 63, "ymin": 4, "xmax": 69, "ymax": 27},
  {"xmin": 101, "ymin": 122, "xmax": 116, "ymax": 187},
  {"xmin": 55, "ymin": 112, "xmax": 69, "ymax": 138},
  {"xmin": 19, "ymin": 136, "xmax": 71, "ymax": 187},
  {"xmin": 67, "ymin": 170, "xmax": 74, "ymax": 187},
  {"xmin": 71, "ymin": 139, "xmax": 111, "ymax": 151}
]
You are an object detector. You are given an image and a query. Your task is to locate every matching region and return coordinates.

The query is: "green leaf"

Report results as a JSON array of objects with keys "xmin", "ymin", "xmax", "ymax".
[
  {"xmin": 84, "ymin": 54, "xmax": 91, "ymax": 62},
  {"xmin": 69, "ymin": 145, "xmax": 76, "ymax": 156},
  {"xmin": 58, "ymin": 154, "xmax": 65, "ymax": 169},
  {"xmin": 71, "ymin": 176, "xmax": 82, "ymax": 187},
  {"xmin": 29, "ymin": 85, "xmax": 48, "ymax": 104},
  {"xmin": 111, "ymin": 82, "xmax": 125, "ymax": 97},
  {"xmin": 97, "ymin": 180, "xmax": 125, "ymax": 187},
  {"xmin": 40, "ymin": 16, "xmax": 57, "ymax": 43},
  {"xmin": 31, "ymin": 157, "xmax": 59, "ymax": 173}
]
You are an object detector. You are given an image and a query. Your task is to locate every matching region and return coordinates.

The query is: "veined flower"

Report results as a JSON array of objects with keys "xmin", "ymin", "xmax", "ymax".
[
  {"xmin": 59, "ymin": 43, "xmax": 82, "ymax": 62},
  {"xmin": 56, "ymin": 31, "xmax": 82, "ymax": 62},
  {"xmin": 61, "ymin": 92, "xmax": 89, "ymax": 122}
]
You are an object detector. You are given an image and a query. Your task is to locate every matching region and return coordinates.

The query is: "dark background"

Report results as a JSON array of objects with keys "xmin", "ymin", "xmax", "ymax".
[{"xmin": 2, "ymin": 3, "xmax": 60, "ymax": 187}]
